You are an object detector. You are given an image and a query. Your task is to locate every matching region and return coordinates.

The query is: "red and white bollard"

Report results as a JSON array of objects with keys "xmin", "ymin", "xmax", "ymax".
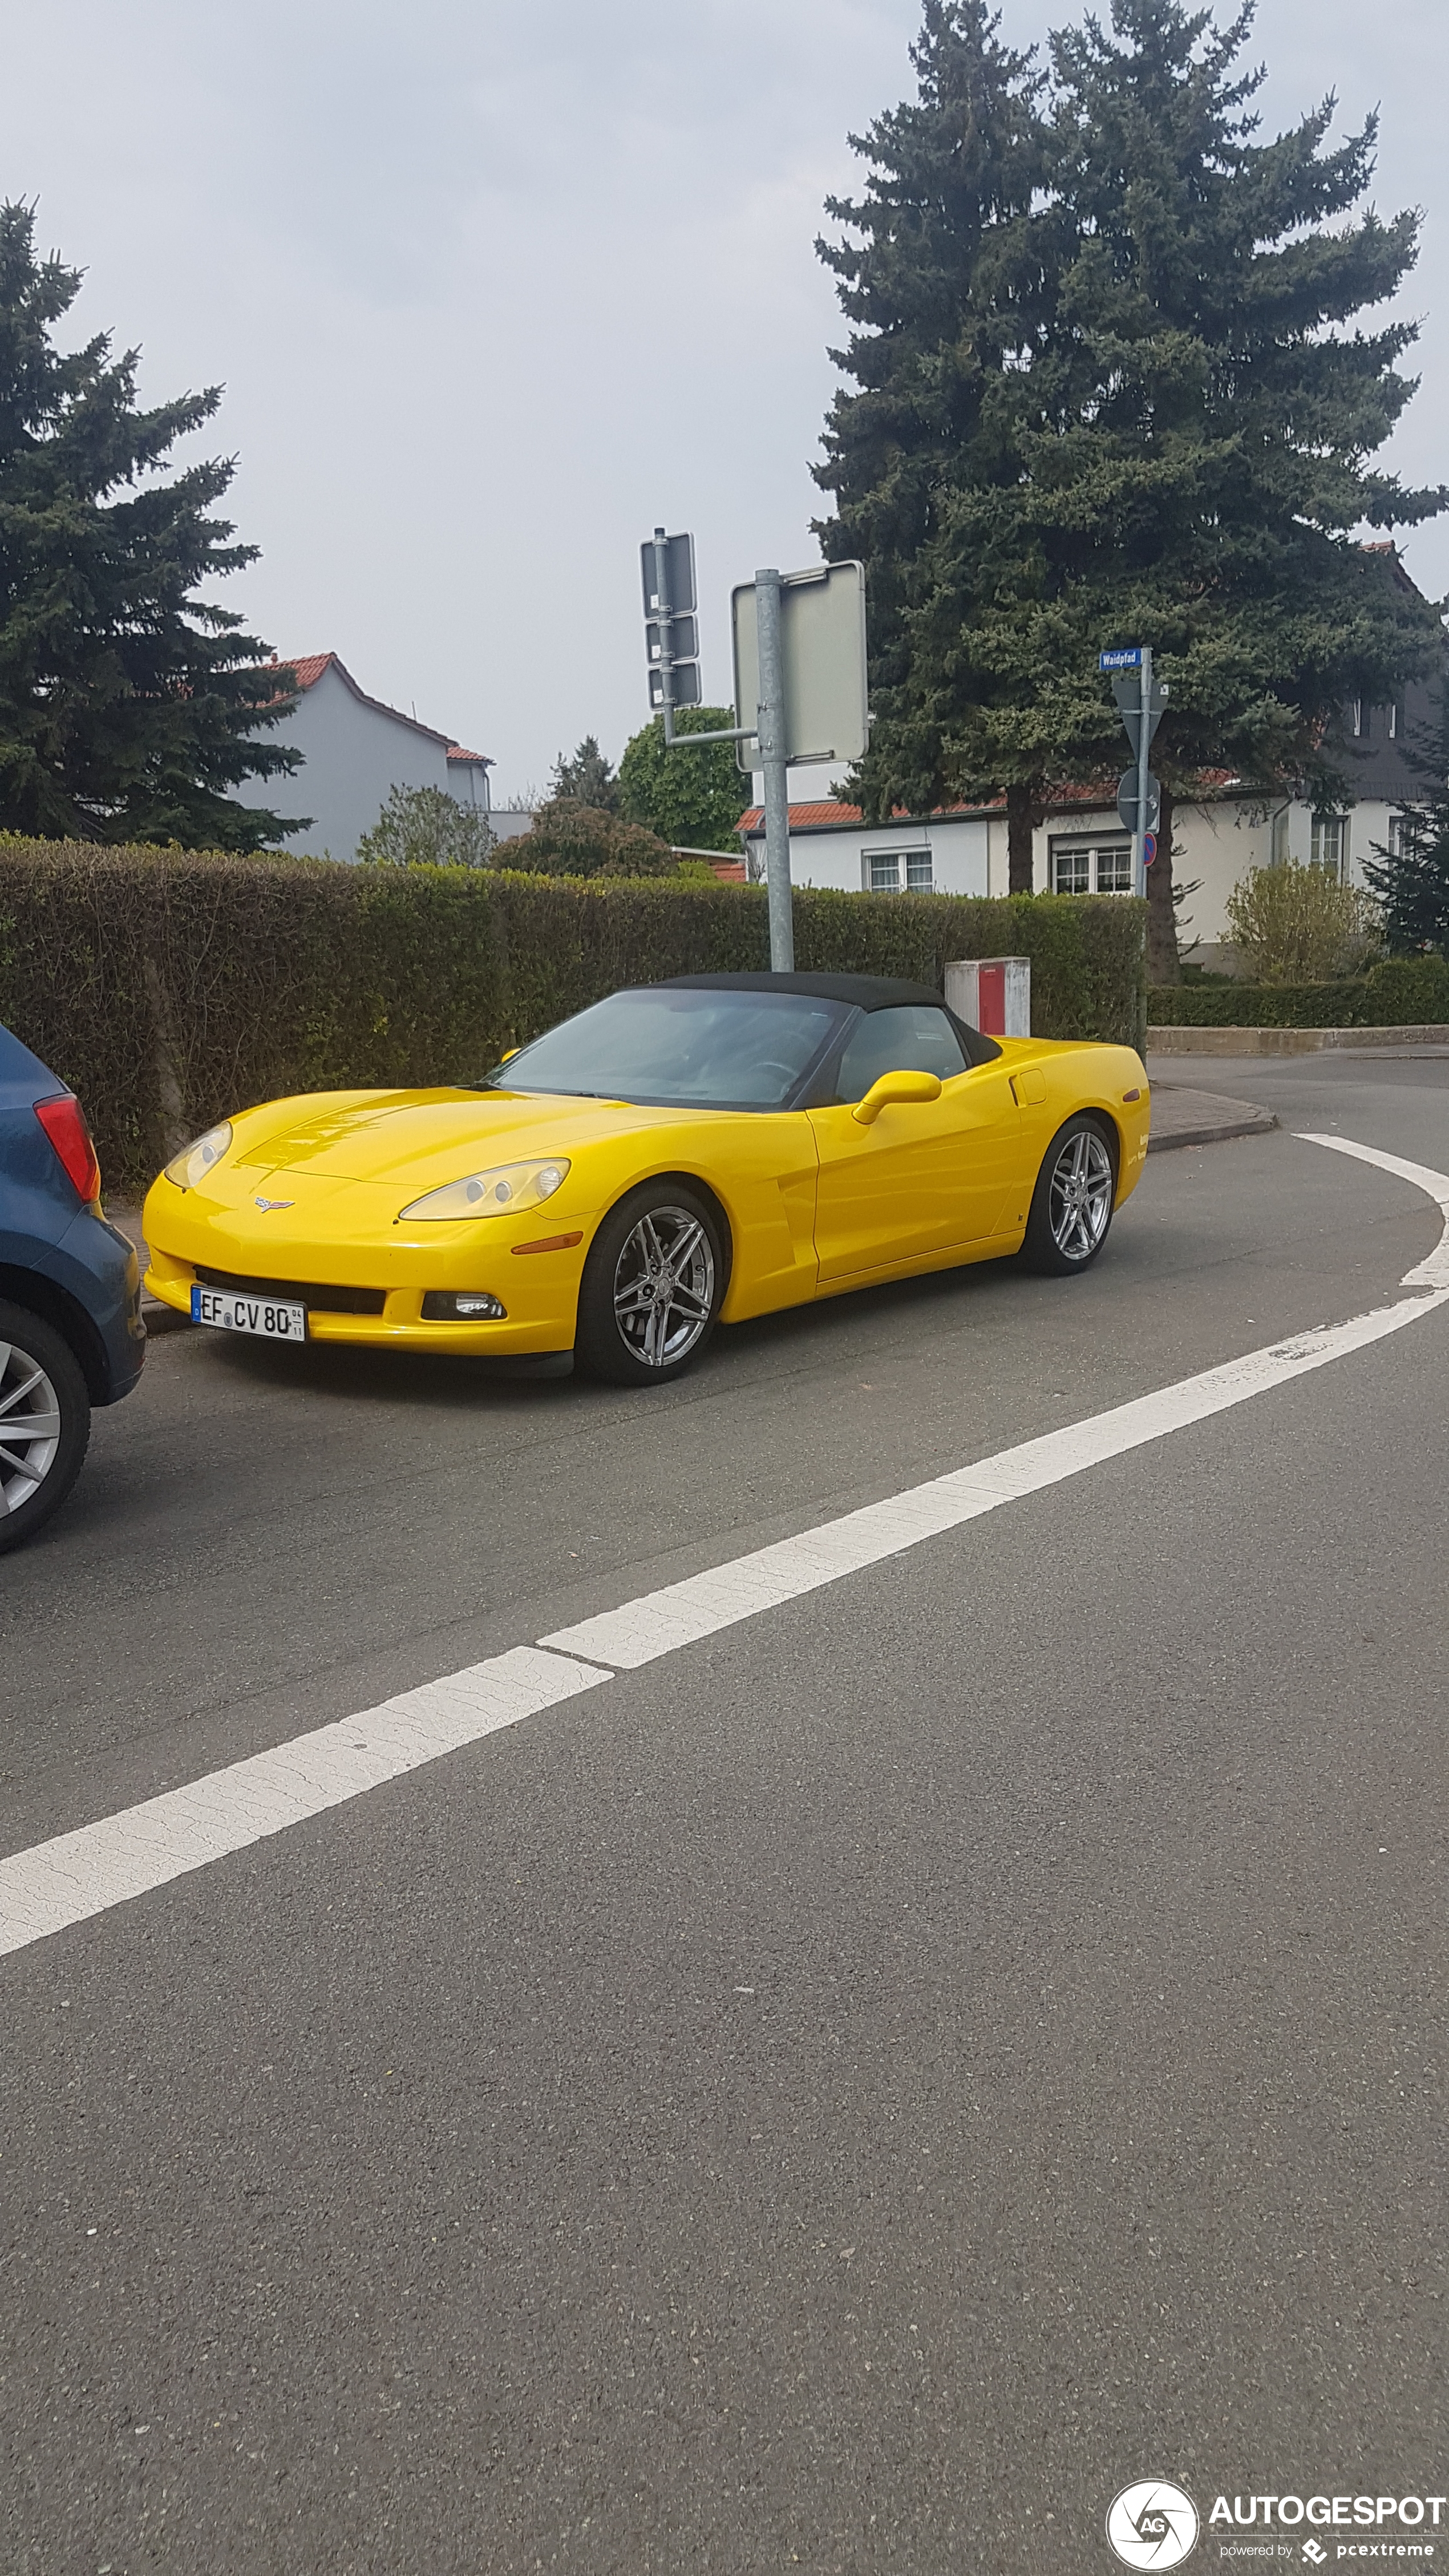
[{"xmin": 944, "ymin": 955, "xmax": 1030, "ymax": 1038}]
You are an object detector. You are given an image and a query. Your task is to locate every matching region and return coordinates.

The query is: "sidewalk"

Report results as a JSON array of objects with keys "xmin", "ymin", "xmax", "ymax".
[{"xmin": 1144, "ymin": 1081, "xmax": 1277, "ymax": 1153}]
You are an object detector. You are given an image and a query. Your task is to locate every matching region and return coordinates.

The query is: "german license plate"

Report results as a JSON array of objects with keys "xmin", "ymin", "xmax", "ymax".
[{"xmin": 190, "ymin": 1285, "xmax": 307, "ymax": 1341}]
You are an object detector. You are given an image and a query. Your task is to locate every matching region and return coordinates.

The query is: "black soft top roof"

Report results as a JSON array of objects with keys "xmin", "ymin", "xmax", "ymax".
[
  {"xmin": 651, "ymin": 968, "xmax": 1002, "ymax": 1064},
  {"xmin": 657, "ymin": 970, "xmax": 950, "ymax": 1012}
]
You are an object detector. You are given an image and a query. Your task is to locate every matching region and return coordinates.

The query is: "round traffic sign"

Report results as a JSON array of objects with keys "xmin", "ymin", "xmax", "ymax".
[{"xmin": 1143, "ymin": 831, "xmax": 1158, "ymax": 866}]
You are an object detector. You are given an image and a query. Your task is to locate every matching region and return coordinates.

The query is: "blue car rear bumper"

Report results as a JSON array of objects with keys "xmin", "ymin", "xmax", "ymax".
[{"xmin": 0, "ymin": 1197, "xmax": 145, "ymax": 1407}]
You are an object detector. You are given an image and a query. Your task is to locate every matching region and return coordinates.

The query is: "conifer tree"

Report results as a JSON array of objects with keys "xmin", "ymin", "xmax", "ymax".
[
  {"xmin": 548, "ymin": 736, "xmax": 620, "ymax": 813},
  {"xmin": 819, "ymin": 1, "xmax": 1446, "ymax": 973},
  {"xmin": 1363, "ymin": 686, "xmax": 1449, "ymax": 956},
  {"xmin": 0, "ymin": 201, "xmax": 305, "ymax": 848},
  {"xmin": 812, "ymin": 2, "xmax": 1053, "ymax": 880}
]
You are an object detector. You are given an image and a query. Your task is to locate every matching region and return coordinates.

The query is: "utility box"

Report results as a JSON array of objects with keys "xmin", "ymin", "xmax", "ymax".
[{"xmin": 946, "ymin": 955, "xmax": 1030, "ymax": 1039}]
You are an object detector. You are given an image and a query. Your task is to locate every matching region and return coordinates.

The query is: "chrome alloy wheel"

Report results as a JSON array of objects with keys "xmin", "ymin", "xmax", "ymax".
[
  {"xmin": 1049, "ymin": 1127, "xmax": 1115, "ymax": 1262},
  {"xmin": 0, "ymin": 1335, "xmax": 63, "ymax": 1517},
  {"xmin": 611, "ymin": 1206, "xmax": 717, "ymax": 1370}
]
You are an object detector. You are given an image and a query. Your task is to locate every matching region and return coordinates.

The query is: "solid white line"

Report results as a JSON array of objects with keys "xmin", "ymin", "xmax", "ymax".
[
  {"xmin": 2, "ymin": 1133, "xmax": 1446, "ymax": 1962},
  {"xmin": 539, "ymin": 1289, "xmax": 1448, "ymax": 1670},
  {"xmin": 0, "ymin": 1646, "xmax": 610, "ymax": 1959},
  {"xmin": 1296, "ymin": 1132, "xmax": 1449, "ymax": 1290}
]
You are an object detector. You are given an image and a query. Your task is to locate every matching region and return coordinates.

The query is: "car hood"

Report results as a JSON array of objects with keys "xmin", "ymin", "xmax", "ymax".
[{"xmin": 233, "ymin": 1086, "xmax": 718, "ymax": 1188}]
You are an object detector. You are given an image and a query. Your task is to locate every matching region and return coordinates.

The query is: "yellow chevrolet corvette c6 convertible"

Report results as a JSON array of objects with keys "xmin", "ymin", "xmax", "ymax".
[{"xmin": 143, "ymin": 971, "xmax": 1150, "ymax": 1386}]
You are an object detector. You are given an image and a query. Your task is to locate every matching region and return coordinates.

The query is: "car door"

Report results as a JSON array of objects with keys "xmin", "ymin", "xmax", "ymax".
[{"xmin": 807, "ymin": 1005, "xmax": 1022, "ymax": 1282}]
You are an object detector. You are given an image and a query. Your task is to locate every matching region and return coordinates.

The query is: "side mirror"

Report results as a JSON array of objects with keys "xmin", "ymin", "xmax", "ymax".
[{"xmin": 851, "ymin": 1068, "xmax": 943, "ymax": 1127}]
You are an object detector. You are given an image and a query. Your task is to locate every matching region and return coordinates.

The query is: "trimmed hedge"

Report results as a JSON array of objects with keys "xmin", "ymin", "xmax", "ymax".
[
  {"xmin": 0, "ymin": 839, "xmax": 1146, "ymax": 1194},
  {"xmin": 1148, "ymin": 954, "xmax": 1449, "ymax": 1028}
]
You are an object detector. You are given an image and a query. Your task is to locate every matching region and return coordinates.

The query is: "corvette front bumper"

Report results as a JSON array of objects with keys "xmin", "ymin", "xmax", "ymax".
[{"xmin": 141, "ymin": 1182, "xmax": 596, "ymax": 1355}]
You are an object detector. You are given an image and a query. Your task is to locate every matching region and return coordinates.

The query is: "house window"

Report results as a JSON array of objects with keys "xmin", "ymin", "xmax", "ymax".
[
  {"xmin": 1051, "ymin": 837, "xmax": 1133, "ymax": 894},
  {"xmin": 1270, "ymin": 805, "xmax": 1290, "ymax": 866},
  {"xmin": 1311, "ymin": 813, "xmax": 1347, "ymax": 878},
  {"xmin": 1388, "ymin": 812, "xmax": 1407, "ymax": 860},
  {"xmin": 865, "ymin": 849, "xmax": 932, "ymax": 893}
]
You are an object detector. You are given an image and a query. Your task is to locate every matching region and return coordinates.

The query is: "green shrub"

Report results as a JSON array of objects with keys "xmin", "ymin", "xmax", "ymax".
[
  {"xmin": 496, "ymin": 799, "xmax": 679, "ymax": 878},
  {"xmin": 1148, "ymin": 953, "xmax": 1449, "ymax": 1027},
  {"xmin": 357, "ymin": 783, "xmax": 495, "ymax": 868},
  {"xmin": 1224, "ymin": 860, "xmax": 1383, "ymax": 984},
  {"xmin": 0, "ymin": 838, "xmax": 1146, "ymax": 1194}
]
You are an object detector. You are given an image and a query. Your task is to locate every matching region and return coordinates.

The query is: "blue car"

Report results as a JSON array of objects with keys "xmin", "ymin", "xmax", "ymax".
[{"xmin": 0, "ymin": 1021, "xmax": 145, "ymax": 1550}]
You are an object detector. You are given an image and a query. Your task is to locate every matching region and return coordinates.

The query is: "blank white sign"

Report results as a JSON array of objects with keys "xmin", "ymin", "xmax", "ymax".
[{"xmin": 732, "ymin": 560, "xmax": 868, "ymax": 773}]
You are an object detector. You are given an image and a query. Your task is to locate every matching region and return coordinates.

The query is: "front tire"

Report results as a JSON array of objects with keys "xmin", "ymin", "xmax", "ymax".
[
  {"xmin": 1022, "ymin": 1116, "xmax": 1118, "ymax": 1275},
  {"xmin": 575, "ymin": 1184, "xmax": 724, "ymax": 1386},
  {"xmin": 0, "ymin": 1301, "xmax": 92, "ymax": 1553}
]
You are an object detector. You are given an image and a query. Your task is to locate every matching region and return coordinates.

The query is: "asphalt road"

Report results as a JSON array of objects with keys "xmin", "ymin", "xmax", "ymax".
[{"xmin": 2, "ymin": 1052, "xmax": 1447, "ymax": 2574}]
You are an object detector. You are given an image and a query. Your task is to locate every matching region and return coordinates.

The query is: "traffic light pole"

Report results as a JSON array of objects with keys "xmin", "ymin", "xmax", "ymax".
[
  {"xmin": 753, "ymin": 568, "xmax": 794, "ymax": 974},
  {"xmin": 1135, "ymin": 644, "xmax": 1153, "ymax": 900},
  {"xmin": 646, "ymin": 527, "xmax": 793, "ymax": 974}
]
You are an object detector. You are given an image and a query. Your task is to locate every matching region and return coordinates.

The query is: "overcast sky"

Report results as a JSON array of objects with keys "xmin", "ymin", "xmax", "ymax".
[{"xmin": 3, "ymin": 0, "xmax": 1446, "ymax": 808}]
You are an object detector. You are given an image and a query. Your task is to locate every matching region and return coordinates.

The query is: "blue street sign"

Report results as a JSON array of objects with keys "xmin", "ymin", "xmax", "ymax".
[
  {"xmin": 1100, "ymin": 646, "xmax": 1143, "ymax": 671},
  {"xmin": 1143, "ymin": 831, "xmax": 1159, "ymax": 867}
]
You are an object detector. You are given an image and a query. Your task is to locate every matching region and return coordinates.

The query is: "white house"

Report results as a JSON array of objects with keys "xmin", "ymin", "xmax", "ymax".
[
  {"xmin": 740, "ymin": 677, "xmax": 1434, "ymax": 967},
  {"xmin": 251, "ymin": 653, "xmax": 493, "ymax": 860},
  {"xmin": 736, "ymin": 800, "xmax": 990, "ymax": 897}
]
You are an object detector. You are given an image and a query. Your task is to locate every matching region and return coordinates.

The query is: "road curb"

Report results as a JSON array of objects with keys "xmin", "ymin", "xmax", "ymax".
[
  {"xmin": 1147, "ymin": 1021, "xmax": 1449, "ymax": 1056},
  {"xmin": 1146, "ymin": 1085, "xmax": 1277, "ymax": 1154}
]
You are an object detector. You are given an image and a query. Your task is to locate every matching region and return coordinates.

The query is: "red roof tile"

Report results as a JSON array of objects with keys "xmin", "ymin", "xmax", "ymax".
[
  {"xmin": 278, "ymin": 652, "xmax": 335, "ymax": 692},
  {"xmin": 738, "ymin": 799, "xmax": 976, "ymax": 832},
  {"xmin": 446, "ymin": 743, "xmax": 489, "ymax": 765}
]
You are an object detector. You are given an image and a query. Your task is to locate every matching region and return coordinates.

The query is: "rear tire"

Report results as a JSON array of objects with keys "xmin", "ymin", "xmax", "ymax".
[
  {"xmin": 1022, "ymin": 1115, "xmax": 1118, "ymax": 1276},
  {"xmin": 0, "ymin": 1300, "xmax": 92, "ymax": 1553},
  {"xmin": 575, "ymin": 1183, "xmax": 725, "ymax": 1387}
]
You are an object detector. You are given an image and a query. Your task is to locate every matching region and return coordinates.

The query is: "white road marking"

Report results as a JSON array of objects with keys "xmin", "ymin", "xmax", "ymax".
[
  {"xmin": 0, "ymin": 1647, "xmax": 608, "ymax": 1959},
  {"xmin": 1, "ymin": 1133, "xmax": 1446, "ymax": 1962},
  {"xmin": 541, "ymin": 1288, "xmax": 1447, "ymax": 1670},
  {"xmin": 1297, "ymin": 1132, "xmax": 1449, "ymax": 1290}
]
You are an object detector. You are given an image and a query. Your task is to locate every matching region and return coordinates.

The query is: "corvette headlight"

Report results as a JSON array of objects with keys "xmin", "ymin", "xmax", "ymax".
[
  {"xmin": 398, "ymin": 1158, "xmax": 570, "ymax": 1222},
  {"xmin": 163, "ymin": 1122, "xmax": 233, "ymax": 1190}
]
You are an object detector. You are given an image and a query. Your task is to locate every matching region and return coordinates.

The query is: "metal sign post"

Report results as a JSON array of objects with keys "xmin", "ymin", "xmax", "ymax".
[
  {"xmin": 1134, "ymin": 644, "xmax": 1153, "ymax": 900},
  {"xmin": 1100, "ymin": 645, "xmax": 1168, "ymax": 898},
  {"xmin": 639, "ymin": 531, "xmax": 868, "ymax": 975},
  {"xmin": 752, "ymin": 569, "xmax": 793, "ymax": 971}
]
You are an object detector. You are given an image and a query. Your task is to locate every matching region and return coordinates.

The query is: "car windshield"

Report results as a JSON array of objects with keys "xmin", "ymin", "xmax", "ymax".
[{"xmin": 478, "ymin": 986, "xmax": 848, "ymax": 1111}]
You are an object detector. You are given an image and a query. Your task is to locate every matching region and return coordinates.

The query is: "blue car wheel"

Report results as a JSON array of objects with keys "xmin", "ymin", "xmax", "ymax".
[{"xmin": 0, "ymin": 1298, "xmax": 92, "ymax": 1552}]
